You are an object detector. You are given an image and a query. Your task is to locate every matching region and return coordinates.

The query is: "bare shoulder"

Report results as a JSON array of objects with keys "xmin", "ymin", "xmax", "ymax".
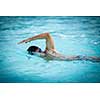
[{"xmin": 46, "ymin": 49, "xmax": 65, "ymax": 58}]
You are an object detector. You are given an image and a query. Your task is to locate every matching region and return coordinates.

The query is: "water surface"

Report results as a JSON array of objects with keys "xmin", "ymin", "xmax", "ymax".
[{"xmin": 0, "ymin": 16, "xmax": 100, "ymax": 82}]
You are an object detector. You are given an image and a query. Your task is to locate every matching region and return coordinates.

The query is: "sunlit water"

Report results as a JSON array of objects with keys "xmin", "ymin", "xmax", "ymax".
[{"xmin": 0, "ymin": 16, "xmax": 100, "ymax": 83}]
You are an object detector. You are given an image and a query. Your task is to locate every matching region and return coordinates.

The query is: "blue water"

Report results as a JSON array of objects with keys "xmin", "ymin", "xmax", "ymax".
[{"xmin": 0, "ymin": 16, "xmax": 100, "ymax": 83}]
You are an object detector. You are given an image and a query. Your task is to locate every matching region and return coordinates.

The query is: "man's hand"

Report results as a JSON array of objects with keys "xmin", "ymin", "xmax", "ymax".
[
  {"xmin": 17, "ymin": 38, "xmax": 32, "ymax": 44},
  {"xmin": 17, "ymin": 40, "xmax": 27, "ymax": 44}
]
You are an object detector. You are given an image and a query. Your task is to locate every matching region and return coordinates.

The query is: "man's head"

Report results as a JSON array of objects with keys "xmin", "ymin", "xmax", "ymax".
[{"xmin": 27, "ymin": 46, "xmax": 42, "ymax": 55}]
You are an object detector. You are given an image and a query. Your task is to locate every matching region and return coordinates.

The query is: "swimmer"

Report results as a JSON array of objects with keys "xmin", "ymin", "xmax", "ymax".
[{"xmin": 18, "ymin": 32, "xmax": 100, "ymax": 62}]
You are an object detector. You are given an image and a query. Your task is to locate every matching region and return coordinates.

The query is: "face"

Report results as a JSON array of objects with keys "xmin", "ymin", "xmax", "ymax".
[
  {"xmin": 35, "ymin": 48, "xmax": 40, "ymax": 52},
  {"xmin": 35, "ymin": 48, "xmax": 42, "ymax": 53}
]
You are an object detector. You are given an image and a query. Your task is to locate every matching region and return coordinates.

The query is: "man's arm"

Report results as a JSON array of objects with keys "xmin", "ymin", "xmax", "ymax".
[{"xmin": 18, "ymin": 32, "xmax": 55, "ymax": 51}]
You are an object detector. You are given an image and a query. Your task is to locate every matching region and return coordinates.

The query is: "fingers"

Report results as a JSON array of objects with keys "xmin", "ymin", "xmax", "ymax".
[
  {"xmin": 17, "ymin": 40, "xmax": 27, "ymax": 44},
  {"xmin": 17, "ymin": 37, "xmax": 32, "ymax": 44}
]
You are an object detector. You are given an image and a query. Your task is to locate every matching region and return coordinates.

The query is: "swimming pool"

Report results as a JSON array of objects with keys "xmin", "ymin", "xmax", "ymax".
[{"xmin": 0, "ymin": 16, "xmax": 100, "ymax": 82}]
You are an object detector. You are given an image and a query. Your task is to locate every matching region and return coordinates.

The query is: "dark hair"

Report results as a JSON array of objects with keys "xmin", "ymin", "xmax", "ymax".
[{"xmin": 27, "ymin": 46, "xmax": 42, "ymax": 55}]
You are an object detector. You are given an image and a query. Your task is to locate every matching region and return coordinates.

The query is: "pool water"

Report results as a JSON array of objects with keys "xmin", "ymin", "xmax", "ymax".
[{"xmin": 0, "ymin": 16, "xmax": 100, "ymax": 83}]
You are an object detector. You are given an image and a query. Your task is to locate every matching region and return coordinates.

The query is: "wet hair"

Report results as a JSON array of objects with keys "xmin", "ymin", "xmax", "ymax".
[{"xmin": 27, "ymin": 46, "xmax": 42, "ymax": 55}]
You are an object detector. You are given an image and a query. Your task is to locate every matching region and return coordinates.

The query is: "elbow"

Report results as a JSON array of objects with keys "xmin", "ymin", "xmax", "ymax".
[{"xmin": 45, "ymin": 32, "xmax": 51, "ymax": 38}]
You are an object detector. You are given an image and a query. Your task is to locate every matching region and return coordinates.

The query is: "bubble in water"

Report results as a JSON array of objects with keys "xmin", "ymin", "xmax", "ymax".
[
  {"xmin": 93, "ymin": 41, "xmax": 100, "ymax": 45},
  {"xmin": 58, "ymin": 34, "xmax": 67, "ymax": 39},
  {"xmin": 71, "ymin": 35, "xmax": 74, "ymax": 38},
  {"xmin": 80, "ymin": 34, "xmax": 85, "ymax": 38},
  {"xmin": 94, "ymin": 42, "xmax": 98, "ymax": 45}
]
